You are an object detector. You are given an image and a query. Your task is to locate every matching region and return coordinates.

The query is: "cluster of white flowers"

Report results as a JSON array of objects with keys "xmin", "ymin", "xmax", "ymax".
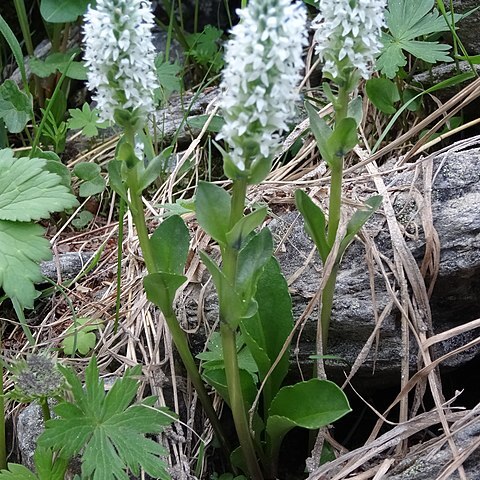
[
  {"xmin": 217, "ymin": 0, "xmax": 307, "ymax": 173},
  {"xmin": 83, "ymin": 0, "xmax": 159, "ymax": 123},
  {"xmin": 313, "ymin": 0, "xmax": 386, "ymax": 81}
]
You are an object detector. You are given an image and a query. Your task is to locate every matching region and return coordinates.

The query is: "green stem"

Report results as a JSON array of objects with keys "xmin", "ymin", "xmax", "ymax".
[
  {"xmin": 121, "ymin": 134, "xmax": 231, "ymax": 462},
  {"xmin": 40, "ymin": 397, "xmax": 51, "ymax": 422},
  {"xmin": 220, "ymin": 178, "xmax": 263, "ymax": 480},
  {"xmin": 221, "ymin": 324, "xmax": 263, "ymax": 480},
  {"xmin": 319, "ymin": 265, "xmax": 339, "ymax": 349},
  {"xmin": 0, "ymin": 357, "xmax": 6, "ymax": 470}
]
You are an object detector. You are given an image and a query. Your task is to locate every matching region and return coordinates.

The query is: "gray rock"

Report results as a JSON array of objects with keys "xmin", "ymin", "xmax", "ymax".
[
  {"xmin": 16, "ymin": 403, "xmax": 45, "ymax": 471},
  {"xmin": 386, "ymin": 413, "xmax": 480, "ymax": 479},
  {"xmin": 40, "ymin": 252, "xmax": 95, "ymax": 282}
]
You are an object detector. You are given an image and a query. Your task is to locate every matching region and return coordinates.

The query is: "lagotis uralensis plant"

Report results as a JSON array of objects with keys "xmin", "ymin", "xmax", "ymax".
[
  {"xmin": 296, "ymin": 0, "xmax": 384, "ymax": 355},
  {"xmin": 313, "ymin": 0, "xmax": 386, "ymax": 83},
  {"xmin": 196, "ymin": 1, "xmax": 350, "ymax": 478},
  {"xmin": 83, "ymin": 0, "xmax": 231, "ymax": 465},
  {"xmin": 217, "ymin": 0, "xmax": 307, "ymax": 180},
  {"xmin": 83, "ymin": 0, "xmax": 159, "ymax": 124}
]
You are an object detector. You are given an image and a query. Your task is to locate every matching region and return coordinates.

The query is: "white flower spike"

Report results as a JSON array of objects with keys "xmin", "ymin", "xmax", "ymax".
[
  {"xmin": 217, "ymin": 0, "xmax": 307, "ymax": 178},
  {"xmin": 83, "ymin": 0, "xmax": 159, "ymax": 124},
  {"xmin": 313, "ymin": 0, "xmax": 386, "ymax": 81}
]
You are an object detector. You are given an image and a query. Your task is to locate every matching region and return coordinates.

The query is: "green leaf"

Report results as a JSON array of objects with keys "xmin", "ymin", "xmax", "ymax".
[
  {"xmin": 40, "ymin": 0, "xmax": 90, "ymax": 23},
  {"xmin": 138, "ymin": 146, "xmax": 174, "ymax": 192},
  {"xmin": 30, "ymin": 53, "xmax": 86, "ymax": 81},
  {"xmin": 154, "ymin": 56, "xmax": 182, "ymax": 104},
  {"xmin": 241, "ymin": 258, "xmax": 293, "ymax": 410},
  {"xmin": 305, "ymin": 102, "xmax": 333, "ymax": 164},
  {"xmin": 149, "ymin": 215, "xmax": 190, "ymax": 275},
  {"xmin": 187, "ymin": 115, "xmax": 225, "ymax": 133},
  {"xmin": 0, "ymin": 80, "xmax": 33, "ymax": 133},
  {"xmin": 347, "ymin": 96, "xmax": 363, "ymax": 126},
  {"xmin": 0, "ymin": 221, "xmax": 51, "ymax": 310},
  {"xmin": 329, "ymin": 118, "xmax": 358, "ymax": 158},
  {"xmin": 34, "ymin": 150, "xmax": 71, "ymax": 188},
  {"xmin": 35, "ymin": 446, "xmax": 68, "ymax": 480},
  {"xmin": 295, "ymin": 189, "xmax": 329, "ymax": 263},
  {"xmin": 68, "ymin": 104, "xmax": 108, "ymax": 138},
  {"xmin": 107, "ymin": 161, "xmax": 128, "ymax": 201},
  {"xmin": 366, "ymin": 77, "xmax": 400, "ymax": 114},
  {"xmin": 144, "ymin": 272, "xmax": 187, "ymax": 314},
  {"xmin": 199, "ymin": 251, "xmax": 247, "ymax": 326},
  {"xmin": 226, "ymin": 207, "xmax": 267, "ymax": 250},
  {"xmin": 38, "ymin": 357, "xmax": 173, "ymax": 480},
  {"xmin": 203, "ymin": 366, "xmax": 258, "ymax": 409},
  {"xmin": 266, "ymin": 379, "xmax": 351, "ymax": 462},
  {"xmin": 195, "ymin": 181, "xmax": 231, "ymax": 245},
  {"xmin": 377, "ymin": 0, "xmax": 461, "ymax": 78},
  {"xmin": 338, "ymin": 195, "xmax": 383, "ymax": 260},
  {"xmin": 0, "ymin": 464, "xmax": 38, "ymax": 480},
  {"xmin": 235, "ymin": 228, "xmax": 273, "ymax": 304},
  {"xmin": 0, "ymin": 149, "xmax": 78, "ymax": 221},
  {"xmin": 61, "ymin": 317, "xmax": 103, "ymax": 356},
  {"xmin": 73, "ymin": 162, "xmax": 106, "ymax": 197},
  {"xmin": 72, "ymin": 210, "xmax": 94, "ymax": 229}
]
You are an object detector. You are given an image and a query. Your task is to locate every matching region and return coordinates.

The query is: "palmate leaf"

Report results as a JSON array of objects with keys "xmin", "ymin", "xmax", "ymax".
[
  {"xmin": 38, "ymin": 357, "xmax": 174, "ymax": 480},
  {"xmin": 0, "ymin": 221, "xmax": 51, "ymax": 309},
  {"xmin": 0, "ymin": 149, "xmax": 78, "ymax": 221},
  {"xmin": 377, "ymin": 0, "xmax": 463, "ymax": 78}
]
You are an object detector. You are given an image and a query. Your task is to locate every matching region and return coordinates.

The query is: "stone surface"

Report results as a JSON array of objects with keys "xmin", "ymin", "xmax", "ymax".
[
  {"xmin": 16, "ymin": 403, "xmax": 44, "ymax": 471},
  {"xmin": 386, "ymin": 412, "xmax": 480, "ymax": 479},
  {"xmin": 186, "ymin": 147, "xmax": 480, "ymax": 388},
  {"xmin": 452, "ymin": 0, "xmax": 480, "ymax": 55},
  {"xmin": 40, "ymin": 252, "xmax": 95, "ymax": 282}
]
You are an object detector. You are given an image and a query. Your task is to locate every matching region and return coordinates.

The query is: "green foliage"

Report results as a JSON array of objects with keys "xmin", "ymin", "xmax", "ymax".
[
  {"xmin": 377, "ymin": 0, "xmax": 462, "ymax": 78},
  {"xmin": 154, "ymin": 55, "xmax": 182, "ymax": 105},
  {"xmin": 61, "ymin": 317, "xmax": 103, "ymax": 356},
  {"xmin": 196, "ymin": 181, "xmax": 231, "ymax": 246},
  {"xmin": 265, "ymin": 379, "xmax": 351, "ymax": 463},
  {"xmin": 71, "ymin": 210, "xmax": 94, "ymax": 229},
  {"xmin": 0, "ymin": 80, "xmax": 33, "ymax": 133},
  {"xmin": 30, "ymin": 52, "xmax": 87, "ymax": 81},
  {"xmin": 365, "ymin": 77, "xmax": 401, "ymax": 114},
  {"xmin": 67, "ymin": 103, "xmax": 109, "ymax": 138},
  {"xmin": 240, "ymin": 258, "xmax": 293, "ymax": 410},
  {"xmin": 186, "ymin": 25, "xmax": 224, "ymax": 73},
  {"xmin": 39, "ymin": 109, "xmax": 67, "ymax": 153},
  {"xmin": 144, "ymin": 215, "xmax": 190, "ymax": 313},
  {"xmin": 73, "ymin": 162, "xmax": 106, "ymax": 197},
  {"xmin": 38, "ymin": 357, "xmax": 174, "ymax": 480},
  {"xmin": 39, "ymin": 0, "xmax": 90, "ymax": 23},
  {"xmin": 0, "ymin": 148, "xmax": 78, "ymax": 309}
]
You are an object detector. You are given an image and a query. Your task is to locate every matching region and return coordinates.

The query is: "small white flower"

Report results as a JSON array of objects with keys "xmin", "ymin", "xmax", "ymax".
[
  {"xmin": 217, "ymin": 0, "xmax": 307, "ymax": 174},
  {"xmin": 313, "ymin": 0, "xmax": 386, "ymax": 81},
  {"xmin": 83, "ymin": 0, "xmax": 159, "ymax": 124}
]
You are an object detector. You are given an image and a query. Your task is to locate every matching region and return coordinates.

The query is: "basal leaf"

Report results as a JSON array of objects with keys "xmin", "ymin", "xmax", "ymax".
[
  {"xmin": 366, "ymin": 77, "xmax": 400, "ymax": 114},
  {"xmin": 0, "ymin": 149, "xmax": 78, "ymax": 221},
  {"xmin": 0, "ymin": 80, "xmax": 33, "ymax": 133},
  {"xmin": 266, "ymin": 379, "xmax": 351, "ymax": 464},
  {"xmin": 241, "ymin": 258, "xmax": 293, "ymax": 410},
  {"xmin": 68, "ymin": 104, "xmax": 108, "ymax": 138},
  {"xmin": 0, "ymin": 221, "xmax": 51, "ymax": 309},
  {"xmin": 376, "ymin": 37, "xmax": 407, "ymax": 78},
  {"xmin": 305, "ymin": 102, "xmax": 333, "ymax": 164},
  {"xmin": 138, "ymin": 146, "xmax": 174, "ymax": 192}
]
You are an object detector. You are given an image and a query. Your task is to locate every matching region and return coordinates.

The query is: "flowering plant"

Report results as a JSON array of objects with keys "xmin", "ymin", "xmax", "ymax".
[{"xmin": 296, "ymin": 0, "xmax": 384, "ymax": 353}]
